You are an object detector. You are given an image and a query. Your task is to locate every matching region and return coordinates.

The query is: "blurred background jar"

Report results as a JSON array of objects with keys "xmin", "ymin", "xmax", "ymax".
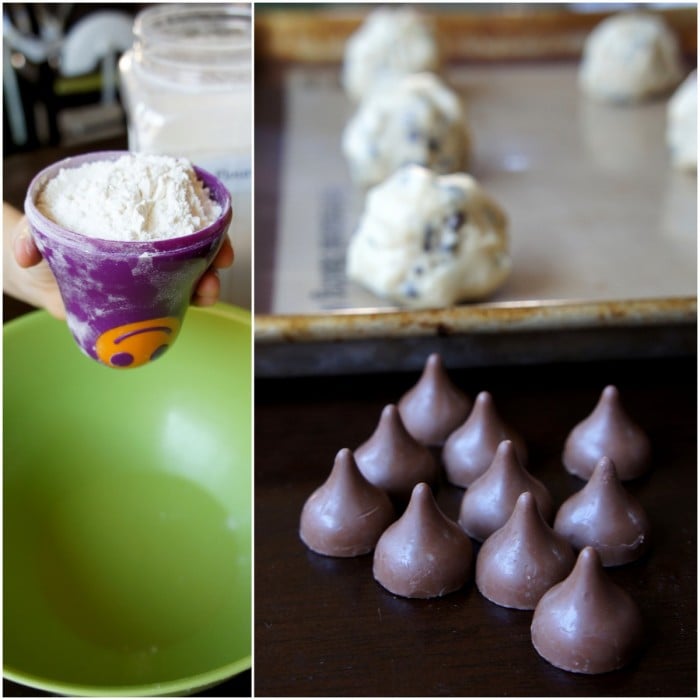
[{"xmin": 119, "ymin": 3, "xmax": 252, "ymax": 309}]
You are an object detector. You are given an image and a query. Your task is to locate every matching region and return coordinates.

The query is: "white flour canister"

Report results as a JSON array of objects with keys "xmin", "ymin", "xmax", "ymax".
[{"xmin": 119, "ymin": 3, "xmax": 252, "ymax": 308}]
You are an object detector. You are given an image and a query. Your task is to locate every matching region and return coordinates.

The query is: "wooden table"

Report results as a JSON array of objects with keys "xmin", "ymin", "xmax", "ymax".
[
  {"xmin": 3, "ymin": 141, "xmax": 251, "ymax": 698},
  {"xmin": 255, "ymin": 356, "xmax": 697, "ymax": 696}
]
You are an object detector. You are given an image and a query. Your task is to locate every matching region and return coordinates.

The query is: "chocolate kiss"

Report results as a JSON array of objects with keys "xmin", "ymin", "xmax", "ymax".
[
  {"xmin": 476, "ymin": 492, "xmax": 575, "ymax": 610},
  {"xmin": 563, "ymin": 385, "xmax": 651, "ymax": 481},
  {"xmin": 397, "ymin": 353, "xmax": 471, "ymax": 446},
  {"xmin": 442, "ymin": 391, "xmax": 527, "ymax": 488},
  {"xmin": 300, "ymin": 448, "xmax": 395, "ymax": 557},
  {"xmin": 554, "ymin": 456, "xmax": 651, "ymax": 566},
  {"xmin": 531, "ymin": 546, "xmax": 644, "ymax": 674},
  {"xmin": 458, "ymin": 440, "xmax": 553, "ymax": 542},
  {"xmin": 373, "ymin": 482, "xmax": 474, "ymax": 598},
  {"xmin": 354, "ymin": 404, "xmax": 440, "ymax": 502}
]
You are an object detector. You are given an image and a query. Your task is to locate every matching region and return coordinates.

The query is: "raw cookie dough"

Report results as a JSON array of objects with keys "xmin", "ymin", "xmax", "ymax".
[
  {"xmin": 346, "ymin": 165, "xmax": 510, "ymax": 309},
  {"xmin": 579, "ymin": 12, "xmax": 683, "ymax": 103},
  {"xmin": 342, "ymin": 72, "xmax": 470, "ymax": 189},
  {"xmin": 666, "ymin": 70, "xmax": 697, "ymax": 171},
  {"xmin": 342, "ymin": 7, "xmax": 440, "ymax": 103}
]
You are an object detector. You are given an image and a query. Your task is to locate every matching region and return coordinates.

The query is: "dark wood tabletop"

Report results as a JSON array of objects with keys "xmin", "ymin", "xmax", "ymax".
[{"xmin": 255, "ymin": 355, "xmax": 697, "ymax": 697}]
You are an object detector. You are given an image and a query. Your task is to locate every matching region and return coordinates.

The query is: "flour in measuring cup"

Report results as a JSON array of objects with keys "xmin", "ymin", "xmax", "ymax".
[{"xmin": 36, "ymin": 154, "xmax": 222, "ymax": 241}]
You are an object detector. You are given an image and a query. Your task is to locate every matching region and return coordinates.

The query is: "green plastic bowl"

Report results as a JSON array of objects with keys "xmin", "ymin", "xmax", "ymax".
[{"xmin": 4, "ymin": 305, "xmax": 251, "ymax": 696}]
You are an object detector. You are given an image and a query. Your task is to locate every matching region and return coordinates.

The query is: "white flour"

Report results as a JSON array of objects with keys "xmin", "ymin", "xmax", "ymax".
[{"xmin": 36, "ymin": 154, "xmax": 222, "ymax": 241}]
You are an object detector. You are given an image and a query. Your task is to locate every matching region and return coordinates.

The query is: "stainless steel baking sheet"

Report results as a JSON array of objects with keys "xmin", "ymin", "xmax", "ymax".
[{"xmin": 255, "ymin": 9, "xmax": 696, "ymax": 376}]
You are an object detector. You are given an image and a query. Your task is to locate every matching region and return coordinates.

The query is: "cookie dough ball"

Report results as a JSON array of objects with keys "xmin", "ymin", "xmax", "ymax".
[
  {"xmin": 346, "ymin": 165, "xmax": 511, "ymax": 309},
  {"xmin": 579, "ymin": 12, "xmax": 683, "ymax": 103},
  {"xmin": 667, "ymin": 71, "xmax": 697, "ymax": 171},
  {"xmin": 342, "ymin": 7, "xmax": 440, "ymax": 103},
  {"xmin": 342, "ymin": 72, "xmax": 470, "ymax": 189}
]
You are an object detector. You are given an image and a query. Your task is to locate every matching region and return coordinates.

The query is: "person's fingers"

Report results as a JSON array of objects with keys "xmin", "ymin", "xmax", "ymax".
[
  {"xmin": 192, "ymin": 269, "xmax": 221, "ymax": 307},
  {"xmin": 213, "ymin": 237, "xmax": 234, "ymax": 270},
  {"xmin": 43, "ymin": 292, "xmax": 67, "ymax": 320},
  {"xmin": 191, "ymin": 239, "xmax": 232, "ymax": 306},
  {"xmin": 13, "ymin": 226, "xmax": 43, "ymax": 268},
  {"xmin": 10, "ymin": 229, "xmax": 231, "ymax": 309}
]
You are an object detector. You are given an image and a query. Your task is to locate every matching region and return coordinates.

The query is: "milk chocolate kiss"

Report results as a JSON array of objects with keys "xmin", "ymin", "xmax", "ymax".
[
  {"xmin": 531, "ymin": 546, "xmax": 644, "ymax": 674},
  {"xmin": 373, "ymin": 482, "xmax": 474, "ymax": 598},
  {"xmin": 300, "ymin": 448, "xmax": 395, "ymax": 557},
  {"xmin": 563, "ymin": 385, "xmax": 651, "ymax": 481},
  {"xmin": 354, "ymin": 404, "xmax": 439, "ymax": 502},
  {"xmin": 476, "ymin": 492, "xmax": 575, "ymax": 610},
  {"xmin": 443, "ymin": 391, "xmax": 527, "ymax": 488},
  {"xmin": 554, "ymin": 456, "xmax": 651, "ymax": 566},
  {"xmin": 458, "ymin": 440, "xmax": 553, "ymax": 542},
  {"xmin": 397, "ymin": 353, "xmax": 471, "ymax": 446}
]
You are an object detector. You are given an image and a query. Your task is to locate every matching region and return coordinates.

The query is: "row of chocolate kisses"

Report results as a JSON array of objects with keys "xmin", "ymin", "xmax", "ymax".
[{"xmin": 299, "ymin": 353, "xmax": 652, "ymax": 674}]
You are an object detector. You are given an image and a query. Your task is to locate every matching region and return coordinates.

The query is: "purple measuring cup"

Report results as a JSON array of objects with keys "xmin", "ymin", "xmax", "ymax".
[{"xmin": 24, "ymin": 151, "xmax": 232, "ymax": 369}]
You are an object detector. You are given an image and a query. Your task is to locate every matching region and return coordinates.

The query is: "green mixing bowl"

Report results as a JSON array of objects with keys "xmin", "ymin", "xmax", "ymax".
[{"xmin": 4, "ymin": 305, "xmax": 251, "ymax": 696}]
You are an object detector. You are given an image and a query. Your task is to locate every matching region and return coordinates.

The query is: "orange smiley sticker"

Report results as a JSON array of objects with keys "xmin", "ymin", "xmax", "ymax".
[{"xmin": 95, "ymin": 317, "xmax": 181, "ymax": 368}]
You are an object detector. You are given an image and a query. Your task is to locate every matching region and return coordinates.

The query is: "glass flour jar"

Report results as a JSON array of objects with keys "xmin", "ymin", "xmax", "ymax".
[{"xmin": 119, "ymin": 4, "xmax": 252, "ymax": 308}]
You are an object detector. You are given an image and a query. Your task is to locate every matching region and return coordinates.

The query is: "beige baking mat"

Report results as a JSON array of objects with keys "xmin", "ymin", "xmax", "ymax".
[{"xmin": 271, "ymin": 62, "xmax": 696, "ymax": 315}]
